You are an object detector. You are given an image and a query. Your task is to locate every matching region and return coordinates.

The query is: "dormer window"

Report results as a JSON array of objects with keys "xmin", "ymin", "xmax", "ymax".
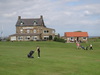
[
  {"xmin": 20, "ymin": 21, "xmax": 24, "ymax": 25},
  {"xmin": 33, "ymin": 21, "xmax": 37, "ymax": 25},
  {"xmin": 21, "ymin": 22, "xmax": 23, "ymax": 25}
]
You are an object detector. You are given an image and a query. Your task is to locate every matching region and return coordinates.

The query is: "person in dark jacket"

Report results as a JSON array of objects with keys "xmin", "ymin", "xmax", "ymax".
[{"xmin": 36, "ymin": 46, "xmax": 40, "ymax": 58}]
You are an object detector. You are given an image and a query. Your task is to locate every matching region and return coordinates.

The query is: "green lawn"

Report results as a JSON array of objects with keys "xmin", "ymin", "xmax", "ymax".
[{"xmin": 0, "ymin": 41, "xmax": 100, "ymax": 75}]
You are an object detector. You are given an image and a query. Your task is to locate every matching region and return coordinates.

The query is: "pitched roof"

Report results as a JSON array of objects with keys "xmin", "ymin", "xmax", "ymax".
[
  {"xmin": 65, "ymin": 32, "xmax": 88, "ymax": 37},
  {"xmin": 16, "ymin": 16, "xmax": 46, "ymax": 27}
]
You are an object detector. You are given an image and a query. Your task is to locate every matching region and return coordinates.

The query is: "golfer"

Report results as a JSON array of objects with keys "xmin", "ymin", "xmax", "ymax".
[{"xmin": 36, "ymin": 46, "xmax": 40, "ymax": 58}]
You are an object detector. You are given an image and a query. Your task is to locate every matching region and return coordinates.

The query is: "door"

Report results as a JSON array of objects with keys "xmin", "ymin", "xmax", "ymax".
[{"xmin": 77, "ymin": 37, "xmax": 79, "ymax": 42}]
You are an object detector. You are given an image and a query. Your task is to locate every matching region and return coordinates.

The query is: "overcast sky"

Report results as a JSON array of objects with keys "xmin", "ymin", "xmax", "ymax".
[{"xmin": 0, "ymin": 0, "xmax": 100, "ymax": 37}]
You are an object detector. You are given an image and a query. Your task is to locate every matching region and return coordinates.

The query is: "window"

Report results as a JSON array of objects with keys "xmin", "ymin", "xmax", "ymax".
[
  {"xmin": 70, "ymin": 37, "xmax": 74, "ymax": 41},
  {"xmin": 25, "ymin": 36, "xmax": 30, "ymax": 40},
  {"xmin": 20, "ymin": 21, "xmax": 24, "ymax": 25},
  {"xmin": 44, "ymin": 30, "xmax": 49, "ymax": 33},
  {"xmin": 33, "ymin": 29, "xmax": 36, "ymax": 33},
  {"xmin": 47, "ymin": 30, "xmax": 49, "ymax": 33},
  {"xmin": 70, "ymin": 37, "xmax": 73, "ymax": 40},
  {"xmin": 44, "ymin": 30, "xmax": 46, "ymax": 33},
  {"xmin": 27, "ymin": 30, "xmax": 30, "ymax": 33},
  {"xmin": 33, "ymin": 36, "xmax": 37, "ymax": 40},
  {"xmin": 20, "ymin": 29, "xmax": 23, "ymax": 33},
  {"xmin": 18, "ymin": 36, "xmax": 23, "ymax": 40},
  {"xmin": 83, "ymin": 37, "xmax": 86, "ymax": 40},
  {"xmin": 33, "ymin": 21, "xmax": 37, "ymax": 25},
  {"xmin": 20, "ymin": 22, "xmax": 23, "ymax": 25},
  {"xmin": 43, "ymin": 36, "xmax": 49, "ymax": 40}
]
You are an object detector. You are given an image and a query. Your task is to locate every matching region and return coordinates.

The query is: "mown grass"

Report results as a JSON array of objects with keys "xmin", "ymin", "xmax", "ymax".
[{"xmin": 0, "ymin": 41, "xmax": 100, "ymax": 75}]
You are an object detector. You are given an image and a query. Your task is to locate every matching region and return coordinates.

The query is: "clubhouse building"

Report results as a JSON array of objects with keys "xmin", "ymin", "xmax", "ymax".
[
  {"xmin": 9, "ymin": 16, "xmax": 56, "ymax": 41},
  {"xmin": 64, "ymin": 32, "xmax": 88, "ymax": 43}
]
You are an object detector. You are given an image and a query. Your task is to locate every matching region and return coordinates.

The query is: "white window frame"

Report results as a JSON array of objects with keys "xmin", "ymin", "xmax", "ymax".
[
  {"xmin": 20, "ymin": 29, "xmax": 23, "ymax": 33},
  {"xmin": 33, "ymin": 29, "xmax": 36, "ymax": 33},
  {"xmin": 33, "ymin": 21, "xmax": 37, "ymax": 25},
  {"xmin": 27, "ymin": 30, "xmax": 30, "ymax": 33},
  {"xmin": 43, "ymin": 36, "xmax": 49, "ymax": 40},
  {"xmin": 33, "ymin": 36, "xmax": 37, "ymax": 40},
  {"xmin": 25, "ymin": 36, "xmax": 30, "ymax": 40},
  {"xmin": 70, "ymin": 37, "xmax": 74, "ymax": 41},
  {"xmin": 18, "ymin": 36, "xmax": 23, "ymax": 40},
  {"xmin": 11, "ymin": 36, "xmax": 16, "ymax": 41},
  {"xmin": 20, "ymin": 21, "xmax": 24, "ymax": 25}
]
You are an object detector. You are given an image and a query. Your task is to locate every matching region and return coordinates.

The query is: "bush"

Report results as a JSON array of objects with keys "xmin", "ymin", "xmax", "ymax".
[
  {"xmin": 88, "ymin": 37, "xmax": 100, "ymax": 42},
  {"xmin": 49, "ymin": 35, "xmax": 53, "ymax": 40},
  {"xmin": 54, "ymin": 37, "xmax": 66, "ymax": 43}
]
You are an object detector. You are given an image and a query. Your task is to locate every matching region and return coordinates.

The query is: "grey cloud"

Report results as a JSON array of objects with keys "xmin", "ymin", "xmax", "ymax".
[{"xmin": 0, "ymin": 0, "xmax": 100, "ymax": 36}]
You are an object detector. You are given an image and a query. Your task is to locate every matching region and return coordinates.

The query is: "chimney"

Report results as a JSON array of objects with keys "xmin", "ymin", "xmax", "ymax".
[
  {"xmin": 18, "ymin": 16, "xmax": 21, "ymax": 20},
  {"xmin": 40, "ymin": 15, "xmax": 43, "ymax": 19}
]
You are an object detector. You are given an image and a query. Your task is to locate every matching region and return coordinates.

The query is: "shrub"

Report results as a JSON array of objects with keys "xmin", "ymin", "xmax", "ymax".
[
  {"xmin": 49, "ymin": 35, "xmax": 53, "ymax": 40},
  {"xmin": 54, "ymin": 37, "xmax": 66, "ymax": 43}
]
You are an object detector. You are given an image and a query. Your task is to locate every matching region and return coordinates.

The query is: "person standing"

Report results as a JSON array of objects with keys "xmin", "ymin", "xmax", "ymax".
[{"xmin": 36, "ymin": 46, "xmax": 40, "ymax": 58}]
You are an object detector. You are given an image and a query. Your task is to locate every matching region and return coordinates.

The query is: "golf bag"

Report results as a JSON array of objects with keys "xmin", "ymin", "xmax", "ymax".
[{"xmin": 27, "ymin": 50, "xmax": 34, "ymax": 58}]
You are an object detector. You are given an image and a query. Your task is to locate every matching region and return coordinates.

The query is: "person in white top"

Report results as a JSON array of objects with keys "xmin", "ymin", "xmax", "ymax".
[
  {"xmin": 90, "ymin": 44, "xmax": 93, "ymax": 50},
  {"xmin": 76, "ymin": 42, "xmax": 80, "ymax": 49}
]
